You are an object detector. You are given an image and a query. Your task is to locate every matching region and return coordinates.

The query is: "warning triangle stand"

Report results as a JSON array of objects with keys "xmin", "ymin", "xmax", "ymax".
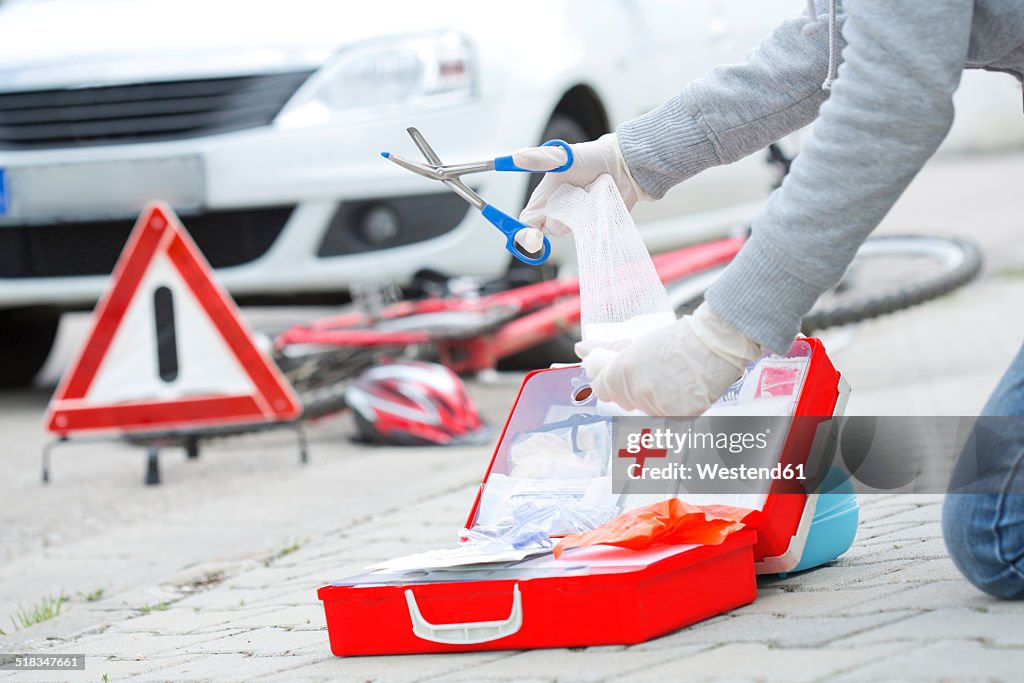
[{"xmin": 42, "ymin": 202, "xmax": 304, "ymax": 484}]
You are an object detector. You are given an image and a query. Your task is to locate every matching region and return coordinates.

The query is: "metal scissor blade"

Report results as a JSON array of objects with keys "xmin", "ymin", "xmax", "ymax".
[
  {"xmin": 382, "ymin": 152, "xmax": 444, "ymax": 180},
  {"xmin": 443, "ymin": 177, "xmax": 485, "ymax": 210},
  {"xmin": 407, "ymin": 127, "xmax": 443, "ymax": 166},
  {"xmin": 393, "ymin": 127, "xmax": 485, "ymax": 209},
  {"xmin": 384, "ymin": 151, "xmax": 484, "ymax": 209}
]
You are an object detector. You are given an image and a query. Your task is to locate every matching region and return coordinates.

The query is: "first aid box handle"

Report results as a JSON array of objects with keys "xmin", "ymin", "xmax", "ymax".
[{"xmin": 404, "ymin": 584, "xmax": 523, "ymax": 645}]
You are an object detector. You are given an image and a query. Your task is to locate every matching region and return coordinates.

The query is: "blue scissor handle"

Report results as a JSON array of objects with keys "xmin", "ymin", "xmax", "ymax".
[
  {"xmin": 481, "ymin": 203, "xmax": 551, "ymax": 266},
  {"xmin": 493, "ymin": 139, "xmax": 573, "ymax": 174}
]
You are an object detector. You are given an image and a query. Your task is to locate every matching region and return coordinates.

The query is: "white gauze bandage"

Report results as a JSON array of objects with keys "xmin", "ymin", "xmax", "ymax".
[{"xmin": 545, "ymin": 174, "xmax": 674, "ymax": 344}]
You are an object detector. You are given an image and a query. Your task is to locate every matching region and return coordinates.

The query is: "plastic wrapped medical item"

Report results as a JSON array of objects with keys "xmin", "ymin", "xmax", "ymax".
[
  {"xmin": 473, "ymin": 473, "xmax": 618, "ymax": 536},
  {"xmin": 508, "ymin": 419, "xmax": 610, "ymax": 479},
  {"xmin": 463, "ymin": 501, "xmax": 557, "ymax": 551},
  {"xmin": 464, "ymin": 408, "xmax": 619, "ymax": 552},
  {"xmin": 709, "ymin": 354, "xmax": 811, "ymax": 415},
  {"xmin": 553, "ymin": 498, "xmax": 752, "ymax": 558},
  {"xmin": 751, "ymin": 357, "xmax": 807, "ymax": 399}
]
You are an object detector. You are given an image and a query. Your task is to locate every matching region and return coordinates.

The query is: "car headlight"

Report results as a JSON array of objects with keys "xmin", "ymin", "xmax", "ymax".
[{"xmin": 276, "ymin": 31, "xmax": 476, "ymax": 128}]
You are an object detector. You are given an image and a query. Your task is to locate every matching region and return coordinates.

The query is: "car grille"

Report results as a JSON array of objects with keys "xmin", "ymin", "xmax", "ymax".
[
  {"xmin": 0, "ymin": 71, "xmax": 314, "ymax": 149},
  {"xmin": 0, "ymin": 206, "xmax": 294, "ymax": 278}
]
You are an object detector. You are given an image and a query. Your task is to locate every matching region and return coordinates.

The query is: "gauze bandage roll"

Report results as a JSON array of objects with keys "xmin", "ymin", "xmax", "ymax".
[{"xmin": 545, "ymin": 174, "xmax": 674, "ymax": 344}]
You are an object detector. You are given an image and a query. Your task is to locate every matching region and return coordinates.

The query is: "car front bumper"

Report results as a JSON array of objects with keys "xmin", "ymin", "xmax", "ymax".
[{"xmin": 0, "ymin": 98, "xmax": 542, "ymax": 309}]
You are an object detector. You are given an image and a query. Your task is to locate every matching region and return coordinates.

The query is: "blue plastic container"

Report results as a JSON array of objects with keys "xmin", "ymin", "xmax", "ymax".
[{"xmin": 789, "ymin": 468, "xmax": 859, "ymax": 574}]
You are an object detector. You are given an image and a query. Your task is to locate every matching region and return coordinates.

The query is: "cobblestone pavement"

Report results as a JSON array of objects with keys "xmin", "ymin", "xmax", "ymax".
[{"xmin": 1, "ymin": 151, "xmax": 1022, "ymax": 681}]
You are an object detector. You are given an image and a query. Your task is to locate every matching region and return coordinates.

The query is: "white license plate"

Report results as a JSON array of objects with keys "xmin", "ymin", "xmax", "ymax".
[{"xmin": 0, "ymin": 156, "xmax": 204, "ymax": 223}]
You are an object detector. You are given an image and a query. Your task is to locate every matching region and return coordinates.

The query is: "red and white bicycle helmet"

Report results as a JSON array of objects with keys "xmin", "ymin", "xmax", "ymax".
[{"xmin": 344, "ymin": 361, "xmax": 489, "ymax": 446}]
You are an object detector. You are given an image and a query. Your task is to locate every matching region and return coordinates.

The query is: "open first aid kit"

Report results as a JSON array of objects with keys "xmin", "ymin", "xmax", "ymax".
[{"xmin": 318, "ymin": 337, "xmax": 856, "ymax": 656}]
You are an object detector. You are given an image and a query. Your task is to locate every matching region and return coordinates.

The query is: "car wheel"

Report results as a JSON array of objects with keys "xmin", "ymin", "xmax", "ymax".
[
  {"xmin": 497, "ymin": 113, "xmax": 589, "ymax": 371},
  {"xmin": 0, "ymin": 309, "xmax": 60, "ymax": 388}
]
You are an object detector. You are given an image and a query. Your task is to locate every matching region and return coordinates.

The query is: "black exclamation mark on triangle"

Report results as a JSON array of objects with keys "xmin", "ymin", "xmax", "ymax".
[{"xmin": 154, "ymin": 286, "xmax": 179, "ymax": 383}]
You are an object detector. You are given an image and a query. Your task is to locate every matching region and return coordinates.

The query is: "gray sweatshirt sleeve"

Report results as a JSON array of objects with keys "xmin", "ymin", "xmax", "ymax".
[
  {"xmin": 620, "ymin": 1, "xmax": 975, "ymax": 353},
  {"xmin": 617, "ymin": 2, "xmax": 845, "ymax": 199}
]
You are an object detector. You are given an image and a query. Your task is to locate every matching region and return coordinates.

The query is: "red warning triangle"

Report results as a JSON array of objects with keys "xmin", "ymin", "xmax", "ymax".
[{"xmin": 46, "ymin": 203, "xmax": 301, "ymax": 434}]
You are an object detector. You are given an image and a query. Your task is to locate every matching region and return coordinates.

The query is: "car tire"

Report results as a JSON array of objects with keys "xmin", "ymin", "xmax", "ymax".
[
  {"xmin": 0, "ymin": 309, "xmax": 60, "ymax": 388},
  {"xmin": 497, "ymin": 113, "xmax": 589, "ymax": 371}
]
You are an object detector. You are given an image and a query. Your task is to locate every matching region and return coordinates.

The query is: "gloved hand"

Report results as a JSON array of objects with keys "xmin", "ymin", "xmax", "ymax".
[
  {"xmin": 515, "ymin": 133, "xmax": 650, "ymax": 237},
  {"xmin": 575, "ymin": 303, "xmax": 763, "ymax": 416}
]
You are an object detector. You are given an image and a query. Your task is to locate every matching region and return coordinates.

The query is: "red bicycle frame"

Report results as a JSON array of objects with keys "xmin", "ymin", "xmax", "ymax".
[{"xmin": 275, "ymin": 236, "xmax": 744, "ymax": 373}]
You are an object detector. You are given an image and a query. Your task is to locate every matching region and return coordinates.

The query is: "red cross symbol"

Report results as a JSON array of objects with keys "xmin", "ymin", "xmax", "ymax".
[{"xmin": 618, "ymin": 428, "xmax": 668, "ymax": 469}]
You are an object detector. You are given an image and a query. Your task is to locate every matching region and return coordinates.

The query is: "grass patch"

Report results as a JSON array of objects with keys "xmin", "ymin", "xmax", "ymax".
[
  {"xmin": 995, "ymin": 267, "xmax": 1024, "ymax": 280},
  {"xmin": 279, "ymin": 540, "xmax": 302, "ymax": 557},
  {"xmin": 139, "ymin": 602, "xmax": 172, "ymax": 614},
  {"xmin": 79, "ymin": 588, "xmax": 105, "ymax": 603},
  {"xmin": 264, "ymin": 538, "xmax": 305, "ymax": 566},
  {"xmin": 9, "ymin": 593, "xmax": 68, "ymax": 630}
]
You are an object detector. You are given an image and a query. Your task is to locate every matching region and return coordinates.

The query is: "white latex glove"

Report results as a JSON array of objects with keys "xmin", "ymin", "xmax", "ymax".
[
  {"xmin": 574, "ymin": 303, "xmax": 763, "ymax": 417},
  {"xmin": 512, "ymin": 226, "xmax": 546, "ymax": 254},
  {"xmin": 515, "ymin": 133, "xmax": 650, "ymax": 237}
]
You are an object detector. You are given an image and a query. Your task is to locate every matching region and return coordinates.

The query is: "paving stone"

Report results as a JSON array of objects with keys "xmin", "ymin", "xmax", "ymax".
[
  {"xmin": 616, "ymin": 642, "xmax": 906, "ymax": 683},
  {"xmin": 856, "ymin": 502, "xmax": 920, "ymax": 525},
  {"xmin": 56, "ymin": 629, "xmax": 250, "ymax": 659},
  {"xmin": 848, "ymin": 579, "xmax": 999, "ymax": 615},
  {"xmin": 261, "ymin": 651, "xmax": 515, "ymax": 683},
  {"xmin": 630, "ymin": 611, "xmax": 917, "ymax": 649},
  {"xmin": 215, "ymin": 566, "xmax": 312, "ymax": 590},
  {"xmin": 850, "ymin": 536, "xmax": 950, "ymax": 564},
  {"xmin": 831, "ymin": 640, "xmax": 1024, "ymax": 682},
  {"xmin": 733, "ymin": 583, "xmax": 908, "ymax": 618},
  {"xmin": 123, "ymin": 651, "xmax": 325, "ymax": 682},
  {"xmin": 851, "ymin": 523, "xmax": 944, "ymax": 553},
  {"xmin": 318, "ymin": 541, "xmax": 449, "ymax": 564},
  {"xmin": 0, "ymin": 606, "xmax": 138, "ymax": 656},
  {"xmin": 0, "ymin": 654, "xmax": 167, "ymax": 683},
  {"xmin": 112, "ymin": 605, "xmax": 282, "ymax": 635},
  {"xmin": 757, "ymin": 559, "xmax": 909, "ymax": 592},
  {"xmin": 282, "ymin": 553, "xmax": 376, "ymax": 573},
  {"xmin": 871, "ymin": 501, "xmax": 944, "ymax": 525},
  {"xmin": 849, "ymin": 522, "xmax": 926, "ymax": 545},
  {"xmin": 426, "ymin": 646, "xmax": 710, "ymax": 683},
  {"xmin": 180, "ymin": 626, "xmax": 322, "ymax": 656},
  {"xmin": 835, "ymin": 608, "xmax": 1024, "ymax": 647},
  {"xmin": 867, "ymin": 521, "xmax": 944, "ymax": 543},
  {"xmin": 211, "ymin": 604, "xmax": 324, "ymax": 631},
  {"xmin": 876, "ymin": 557, "xmax": 966, "ymax": 583},
  {"xmin": 173, "ymin": 585, "xmax": 305, "ymax": 611}
]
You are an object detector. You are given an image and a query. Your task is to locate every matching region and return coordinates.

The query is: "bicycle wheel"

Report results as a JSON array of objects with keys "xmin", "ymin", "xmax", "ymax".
[
  {"xmin": 277, "ymin": 345, "xmax": 386, "ymax": 419},
  {"xmin": 801, "ymin": 234, "xmax": 982, "ymax": 333},
  {"xmin": 668, "ymin": 264, "xmax": 728, "ymax": 318},
  {"xmin": 668, "ymin": 234, "xmax": 983, "ymax": 333}
]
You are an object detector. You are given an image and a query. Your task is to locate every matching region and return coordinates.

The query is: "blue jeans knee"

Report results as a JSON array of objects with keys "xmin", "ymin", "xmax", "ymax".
[
  {"xmin": 942, "ymin": 344, "xmax": 1024, "ymax": 599},
  {"xmin": 942, "ymin": 491, "xmax": 1024, "ymax": 599}
]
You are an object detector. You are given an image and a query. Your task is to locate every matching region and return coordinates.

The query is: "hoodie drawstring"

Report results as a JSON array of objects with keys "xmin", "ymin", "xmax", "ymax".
[{"xmin": 803, "ymin": 0, "xmax": 839, "ymax": 90}]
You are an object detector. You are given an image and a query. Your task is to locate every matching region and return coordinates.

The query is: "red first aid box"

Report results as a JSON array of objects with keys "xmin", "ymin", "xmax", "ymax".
[{"xmin": 318, "ymin": 338, "xmax": 851, "ymax": 656}]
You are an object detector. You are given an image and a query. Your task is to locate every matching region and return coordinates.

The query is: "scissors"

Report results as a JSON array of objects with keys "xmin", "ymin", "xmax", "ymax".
[{"xmin": 381, "ymin": 127, "xmax": 573, "ymax": 266}]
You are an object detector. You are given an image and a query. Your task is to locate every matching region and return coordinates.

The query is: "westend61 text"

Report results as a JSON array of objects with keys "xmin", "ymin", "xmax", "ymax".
[{"xmin": 627, "ymin": 462, "xmax": 806, "ymax": 481}]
